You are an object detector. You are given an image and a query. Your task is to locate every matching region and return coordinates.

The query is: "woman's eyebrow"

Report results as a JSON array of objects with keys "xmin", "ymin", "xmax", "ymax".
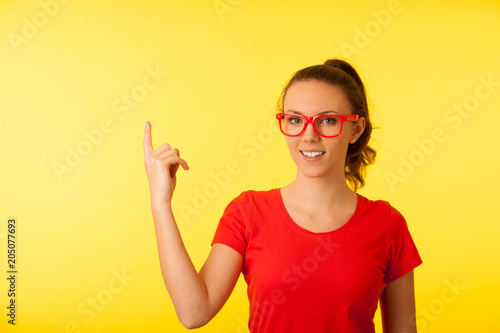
[{"xmin": 287, "ymin": 110, "xmax": 339, "ymax": 115}]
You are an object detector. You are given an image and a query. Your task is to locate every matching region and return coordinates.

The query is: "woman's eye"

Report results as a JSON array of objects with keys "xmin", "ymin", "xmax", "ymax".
[
  {"xmin": 320, "ymin": 117, "xmax": 337, "ymax": 125},
  {"xmin": 288, "ymin": 116, "xmax": 303, "ymax": 124}
]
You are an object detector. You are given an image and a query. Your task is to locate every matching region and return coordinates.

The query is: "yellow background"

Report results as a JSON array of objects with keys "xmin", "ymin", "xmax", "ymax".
[{"xmin": 1, "ymin": 0, "xmax": 499, "ymax": 332}]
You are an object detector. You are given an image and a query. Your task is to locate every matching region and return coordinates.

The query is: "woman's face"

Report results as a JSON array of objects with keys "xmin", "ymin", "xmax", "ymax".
[{"xmin": 282, "ymin": 79, "xmax": 365, "ymax": 180}]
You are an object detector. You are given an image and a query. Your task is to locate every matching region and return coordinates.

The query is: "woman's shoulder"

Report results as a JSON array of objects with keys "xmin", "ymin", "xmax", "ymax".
[
  {"xmin": 357, "ymin": 194, "xmax": 407, "ymax": 224},
  {"xmin": 230, "ymin": 188, "xmax": 280, "ymax": 205},
  {"xmin": 221, "ymin": 188, "xmax": 280, "ymax": 219}
]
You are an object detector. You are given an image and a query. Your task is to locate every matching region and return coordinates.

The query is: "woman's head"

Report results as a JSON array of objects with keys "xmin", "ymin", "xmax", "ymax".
[{"xmin": 277, "ymin": 58, "xmax": 376, "ymax": 191}]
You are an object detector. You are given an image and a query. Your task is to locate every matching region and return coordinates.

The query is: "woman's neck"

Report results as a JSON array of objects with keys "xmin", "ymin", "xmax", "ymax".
[{"xmin": 282, "ymin": 171, "xmax": 357, "ymax": 216}]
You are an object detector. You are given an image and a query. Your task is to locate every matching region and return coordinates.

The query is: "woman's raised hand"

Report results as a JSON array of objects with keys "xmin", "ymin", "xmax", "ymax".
[{"xmin": 143, "ymin": 121, "xmax": 189, "ymax": 207}]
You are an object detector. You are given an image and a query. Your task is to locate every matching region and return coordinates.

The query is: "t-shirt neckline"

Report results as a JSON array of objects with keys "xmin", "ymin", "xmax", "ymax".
[{"xmin": 273, "ymin": 187, "xmax": 364, "ymax": 236}]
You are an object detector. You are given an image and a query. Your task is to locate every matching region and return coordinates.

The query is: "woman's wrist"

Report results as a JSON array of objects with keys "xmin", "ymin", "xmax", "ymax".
[{"xmin": 151, "ymin": 199, "xmax": 173, "ymax": 214}]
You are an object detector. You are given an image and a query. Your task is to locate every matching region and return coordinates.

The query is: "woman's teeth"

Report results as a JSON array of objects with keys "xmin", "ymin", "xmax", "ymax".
[{"xmin": 301, "ymin": 151, "xmax": 325, "ymax": 157}]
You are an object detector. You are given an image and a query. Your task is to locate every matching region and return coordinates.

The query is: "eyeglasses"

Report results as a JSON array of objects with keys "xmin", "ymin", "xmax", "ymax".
[{"xmin": 276, "ymin": 113, "xmax": 359, "ymax": 138}]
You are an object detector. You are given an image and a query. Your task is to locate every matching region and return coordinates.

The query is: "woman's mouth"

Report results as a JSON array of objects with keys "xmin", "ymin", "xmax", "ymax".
[{"xmin": 300, "ymin": 151, "xmax": 325, "ymax": 157}]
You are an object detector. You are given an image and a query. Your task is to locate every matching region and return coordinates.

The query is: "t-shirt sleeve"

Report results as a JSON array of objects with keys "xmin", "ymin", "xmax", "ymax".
[
  {"xmin": 211, "ymin": 192, "xmax": 248, "ymax": 257},
  {"xmin": 384, "ymin": 205, "xmax": 423, "ymax": 284}
]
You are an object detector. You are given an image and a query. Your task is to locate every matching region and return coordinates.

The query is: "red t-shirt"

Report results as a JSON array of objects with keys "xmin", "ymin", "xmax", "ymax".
[{"xmin": 211, "ymin": 188, "xmax": 422, "ymax": 332}]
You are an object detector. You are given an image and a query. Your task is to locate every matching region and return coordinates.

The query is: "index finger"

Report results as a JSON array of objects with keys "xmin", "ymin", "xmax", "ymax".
[{"xmin": 143, "ymin": 121, "xmax": 154, "ymax": 156}]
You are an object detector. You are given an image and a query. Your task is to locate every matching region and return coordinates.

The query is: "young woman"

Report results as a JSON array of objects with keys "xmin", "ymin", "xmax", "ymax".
[{"xmin": 143, "ymin": 58, "xmax": 422, "ymax": 332}]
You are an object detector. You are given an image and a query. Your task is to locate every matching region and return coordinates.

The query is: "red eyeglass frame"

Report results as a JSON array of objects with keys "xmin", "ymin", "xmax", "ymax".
[{"xmin": 276, "ymin": 113, "xmax": 359, "ymax": 138}]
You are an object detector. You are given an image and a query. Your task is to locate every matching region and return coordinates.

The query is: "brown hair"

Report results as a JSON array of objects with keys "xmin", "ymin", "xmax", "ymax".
[{"xmin": 277, "ymin": 58, "xmax": 376, "ymax": 191}]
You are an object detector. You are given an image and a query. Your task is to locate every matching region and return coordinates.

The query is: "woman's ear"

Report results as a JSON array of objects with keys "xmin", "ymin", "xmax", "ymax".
[{"xmin": 351, "ymin": 116, "xmax": 366, "ymax": 142}]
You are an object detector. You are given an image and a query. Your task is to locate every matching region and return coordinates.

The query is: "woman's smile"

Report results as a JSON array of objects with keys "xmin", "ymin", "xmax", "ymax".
[{"xmin": 300, "ymin": 150, "xmax": 326, "ymax": 158}]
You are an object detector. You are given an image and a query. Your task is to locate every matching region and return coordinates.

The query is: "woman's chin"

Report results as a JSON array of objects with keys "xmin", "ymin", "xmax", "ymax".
[{"xmin": 297, "ymin": 167, "xmax": 329, "ymax": 180}]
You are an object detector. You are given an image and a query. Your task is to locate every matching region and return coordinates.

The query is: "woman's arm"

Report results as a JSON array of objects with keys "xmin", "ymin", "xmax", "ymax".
[
  {"xmin": 151, "ymin": 205, "xmax": 243, "ymax": 329},
  {"xmin": 380, "ymin": 270, "xmax": 417, "ymax": 333},
  {"xmin": 144, "ymin": 122, "xmax": 243, "ymax": 329}
]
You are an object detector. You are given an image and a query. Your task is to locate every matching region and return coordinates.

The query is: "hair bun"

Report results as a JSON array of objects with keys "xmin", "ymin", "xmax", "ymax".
[
  {"xmin": 323, "ymin": 58, "xmax": 363, "ymax": 90},
  {"xmin": 323, "ymin": 59, "xmax": 342, "ymax": 67}
]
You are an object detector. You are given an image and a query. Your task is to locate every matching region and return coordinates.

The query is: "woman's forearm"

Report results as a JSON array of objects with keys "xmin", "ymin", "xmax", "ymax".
[{"xmin": 151, "ymin": 203, "xmax": 210, "ymax": 329}]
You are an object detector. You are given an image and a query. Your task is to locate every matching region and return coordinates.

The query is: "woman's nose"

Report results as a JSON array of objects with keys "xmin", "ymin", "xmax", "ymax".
[{"xmin": 302, "ymin": 122, "xmax": 320, "ymax": 141}]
